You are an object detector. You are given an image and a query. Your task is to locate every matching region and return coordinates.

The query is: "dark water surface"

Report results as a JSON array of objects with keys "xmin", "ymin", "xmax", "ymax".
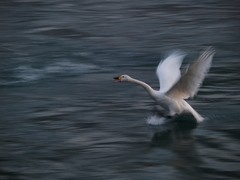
[{"xmin": 1, "ymin": 1, "xmax": 240, "ymax": 179}]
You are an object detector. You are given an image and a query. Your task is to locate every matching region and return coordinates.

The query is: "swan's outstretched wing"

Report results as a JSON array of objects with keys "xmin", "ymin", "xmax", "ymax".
[
  {"xmin": 166, "ymin": 47, "xmax": 215, "ymax": 99},
  {"xmin": 156, "ymin": 51, "xmax": 186, "ymax": 93}
]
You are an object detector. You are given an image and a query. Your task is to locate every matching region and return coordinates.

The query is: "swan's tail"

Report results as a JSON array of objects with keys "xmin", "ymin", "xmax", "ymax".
[
  {"xmin": 183, "ymin": 101, "xmax": 204, "ymax": 122},
  {"xmin": 189, "ymin": 108, "xmax": 204, "ymax": 122}
]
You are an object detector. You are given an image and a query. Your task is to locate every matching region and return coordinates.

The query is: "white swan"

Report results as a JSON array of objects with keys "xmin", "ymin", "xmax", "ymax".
[{"xmin": 114, "ymin": 47, "xmax": 215, "ymax": 122}]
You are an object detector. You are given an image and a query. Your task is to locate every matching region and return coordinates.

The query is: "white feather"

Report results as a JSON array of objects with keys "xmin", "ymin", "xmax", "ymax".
[
  {"xmin": 167, "ymin": 47, "xmax": 215, "ymax": 99},
  {"xmin": 156, "ymin": 51, "xmax": 186, "ymax": 93}
]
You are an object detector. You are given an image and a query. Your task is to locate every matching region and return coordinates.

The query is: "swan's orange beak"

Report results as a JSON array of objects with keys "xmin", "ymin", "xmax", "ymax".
[{"xmin": 114, "ymin": 76, "xmax": 122, "ymax": 83}]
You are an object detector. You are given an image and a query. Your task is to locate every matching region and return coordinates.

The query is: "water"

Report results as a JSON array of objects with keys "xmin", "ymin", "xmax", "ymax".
[{"xmin": 1, "ymin": 1, "xmax": 240, "ymax": 179}]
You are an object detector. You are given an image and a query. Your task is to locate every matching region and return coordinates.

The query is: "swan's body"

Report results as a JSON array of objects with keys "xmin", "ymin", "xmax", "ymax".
[{"xmin": 114, "ymin": 47, "xmax": 215, "ymax": 122}]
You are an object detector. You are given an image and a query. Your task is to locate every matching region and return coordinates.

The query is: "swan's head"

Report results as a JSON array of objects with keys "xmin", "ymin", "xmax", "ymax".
[{"xmin": 114, "ymin": 75, "xmax": 130, "ymax": 82}]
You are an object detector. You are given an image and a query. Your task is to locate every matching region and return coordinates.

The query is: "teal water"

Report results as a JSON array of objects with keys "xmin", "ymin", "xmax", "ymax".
[{"xmin": 0, "ymin": 1, "xmax": 240, "ymax": 179}]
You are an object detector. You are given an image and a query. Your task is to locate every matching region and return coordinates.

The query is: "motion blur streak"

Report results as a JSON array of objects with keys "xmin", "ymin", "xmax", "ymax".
[{"xmin": 0, "ymin": 1, "xmax": 239, "ymax": 180}]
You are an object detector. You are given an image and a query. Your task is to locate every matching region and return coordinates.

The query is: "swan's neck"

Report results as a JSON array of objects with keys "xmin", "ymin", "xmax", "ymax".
[{"xmin": 129, "ymin": 78, "xmax": 156, "ymax": 97}]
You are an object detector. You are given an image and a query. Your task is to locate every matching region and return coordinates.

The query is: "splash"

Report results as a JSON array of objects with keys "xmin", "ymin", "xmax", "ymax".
[{"xmin": 146, "ymin": 115, "xmax": 167, "ymax": 125}]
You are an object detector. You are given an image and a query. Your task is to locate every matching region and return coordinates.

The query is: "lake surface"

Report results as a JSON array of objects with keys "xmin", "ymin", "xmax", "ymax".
[{"xmin": 1, "ymin": 1, "xmax": 240, "ymax": 179}]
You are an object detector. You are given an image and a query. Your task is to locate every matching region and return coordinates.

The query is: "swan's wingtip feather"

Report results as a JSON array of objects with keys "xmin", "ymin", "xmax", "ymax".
[{"xmin": 203, "ymin": 46, "xmax": 216, "ymax": 56}]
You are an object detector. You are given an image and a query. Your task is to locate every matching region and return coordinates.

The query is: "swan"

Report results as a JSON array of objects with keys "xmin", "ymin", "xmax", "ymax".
[{"xmin": 114, "ymin": 47, "xmax": 215, "ymax": 122}]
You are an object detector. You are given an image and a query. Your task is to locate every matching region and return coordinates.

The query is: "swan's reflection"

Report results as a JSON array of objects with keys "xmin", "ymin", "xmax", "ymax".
[
  {"xmin": 147, "ymin": 113, "xmax": 197, "ymax": 146},
  {"xmin": 147, "ymin": 114, "xmax": 201, "ymax": 170}
]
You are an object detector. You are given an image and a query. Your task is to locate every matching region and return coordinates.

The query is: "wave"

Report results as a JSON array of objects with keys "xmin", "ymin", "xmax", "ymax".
[{"xmin": 0, "ymin": 61, "xmax": 110, "ymax": 85}]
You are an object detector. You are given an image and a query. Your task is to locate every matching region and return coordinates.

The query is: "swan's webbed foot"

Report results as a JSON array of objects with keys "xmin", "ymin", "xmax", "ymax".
[{"xmin": 165, "ymin": 111, "xmax": 176, "ymax": 119}]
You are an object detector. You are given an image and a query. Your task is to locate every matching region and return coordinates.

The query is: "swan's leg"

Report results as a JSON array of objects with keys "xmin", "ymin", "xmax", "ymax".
[
  {"xmin": 152, "ymin": 106, "xmax": 164, "ymax": 116},
  {"xmin": 152, "ymin": 105, "xmax": 175, "ymax": 119}
]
